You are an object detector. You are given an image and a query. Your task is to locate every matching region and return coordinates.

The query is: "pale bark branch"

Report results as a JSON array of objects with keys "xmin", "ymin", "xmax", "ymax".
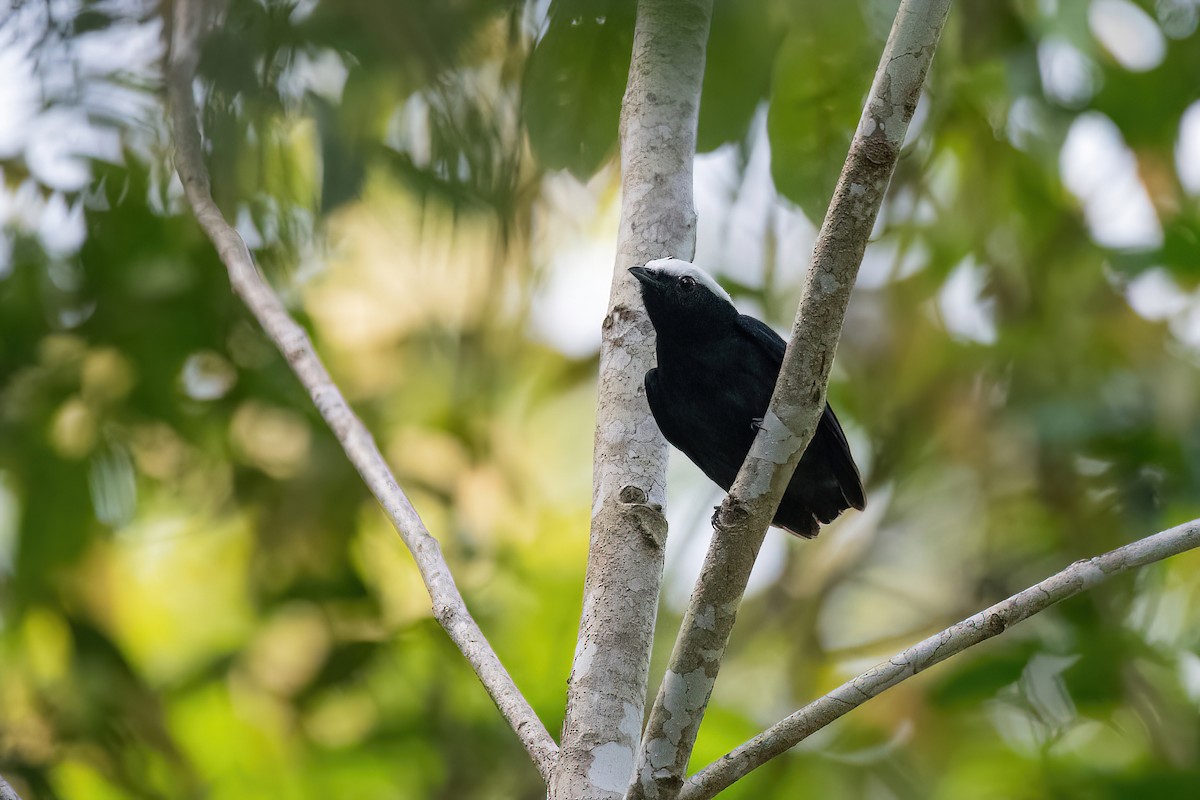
[
  {"xmin": 552, "ymin": 1, "xmax": 714, "ymax": 798},
  {"xmin": 0, "ymin": 775, "xmax": 23, "ymax": 800},
  {"xmin": 163, "ymin": 0, "xmax": 557, "ymax": 781},
  {"xmin": 679, "ymin": 518, "xmax": 1200, "ymax": 799},
  {"xmin": 629, "ymin": 1, "xmax": 954, "ymax": 797}
]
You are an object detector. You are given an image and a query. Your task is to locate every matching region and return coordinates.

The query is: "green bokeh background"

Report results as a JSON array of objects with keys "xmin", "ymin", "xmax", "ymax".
[{"xmin": 3, "ymin": 0, "xmax": 1200, "ymax": 797}]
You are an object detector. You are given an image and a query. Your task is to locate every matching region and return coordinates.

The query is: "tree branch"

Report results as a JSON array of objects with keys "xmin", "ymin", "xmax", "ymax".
[
  {"xmin": 679, "ymin": 518, "xmax": 1200, "ymax": 799},
  {"xmin": 0, "ymin": 775, "xmax": 23, "ymax": 800},
  {"xmin": 552, "ymin": 1, "xmax": 713, "ymax": 798},
  {"xmin": 629, "ymin": 1, "xmax": 954, "ymax": 797},
  {"xmin": 163, "ymin": 0, "xmax": 557, "ymax": 782}
]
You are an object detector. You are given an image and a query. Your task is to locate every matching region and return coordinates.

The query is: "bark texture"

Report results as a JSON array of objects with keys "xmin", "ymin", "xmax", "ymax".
[
  {"xmin": 679, "ymin": 518, "xmax": 1200, "ymax": 799},
  {"xmin": 552, "ymin": 1, "xmax": 714, "ymax": 798},
  {"xmin": 0, "ymin": 775, "xmax": 23, "ymax": 800},
  {"xmin": 164, "ymin": 0, "xmax": 557, "ymax": 781},
  {"xmin": 629, "ymin": 2, "xmax": 954, "ymax": 797}
]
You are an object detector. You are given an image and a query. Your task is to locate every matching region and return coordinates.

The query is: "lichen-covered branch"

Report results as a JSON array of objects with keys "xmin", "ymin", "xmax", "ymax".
[
  {"xmin": 679, "ymin": 518, "xmax": 1200, "ymax": 799},
  {"xmin": 629, "ymin": 2, "xmax": 954, "ymax": 797},
  {"xmin": 552, "ymin": 1, "xmax": 714, "ymax": 798},
  {"xmin": 164, "ymin": 0, "xmax": 557, "ymax": 782},
  {"xmin": 0, "ymin": 774, "xmax": 24, "ymax": 800}
]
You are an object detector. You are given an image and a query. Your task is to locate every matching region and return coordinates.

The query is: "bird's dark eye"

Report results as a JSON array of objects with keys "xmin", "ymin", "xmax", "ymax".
[{"xmin": 679, "ymin": 275, "xmax": 697, "ymax": 290}]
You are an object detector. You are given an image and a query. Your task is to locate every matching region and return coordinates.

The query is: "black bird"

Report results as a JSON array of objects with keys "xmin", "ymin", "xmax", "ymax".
[{"xmin": 629, "ymin": 258, "xmax": 865, "ymax": 538}]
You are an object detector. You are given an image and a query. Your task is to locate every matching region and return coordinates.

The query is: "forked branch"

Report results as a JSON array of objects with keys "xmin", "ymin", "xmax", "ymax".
[
  {"xmin": 630, "ymin": 1, "xmax": 955, "ymax": 797},
  {"xmin": 163, "ymin": 0, "xmax": 557, "ymax": 781}
]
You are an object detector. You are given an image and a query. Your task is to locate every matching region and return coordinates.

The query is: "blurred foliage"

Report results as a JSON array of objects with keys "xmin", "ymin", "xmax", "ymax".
[
  {"xmin": 523, "ymin": 0, "xmax": 636, "ymax": 178},
  {"xmin": 3, "ymin": 0, "xmax": 1200, "ymax": 798}
]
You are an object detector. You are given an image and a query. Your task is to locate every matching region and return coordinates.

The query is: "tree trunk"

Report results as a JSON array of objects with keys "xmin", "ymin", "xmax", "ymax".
[{"xmin": 551, "ymin": 1, "xmax": 714, "ymax": 798}]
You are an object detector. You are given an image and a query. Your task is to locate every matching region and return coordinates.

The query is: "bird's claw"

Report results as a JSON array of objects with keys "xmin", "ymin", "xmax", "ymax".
[{"xmin": 750, "ymin": 416, "xmax": 764, "ymax": 432}]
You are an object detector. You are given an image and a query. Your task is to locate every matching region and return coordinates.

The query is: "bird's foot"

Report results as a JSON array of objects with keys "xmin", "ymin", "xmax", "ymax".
[{"xmin": 750, "ymin": 416, "xmax": 764, "ymax": 432}]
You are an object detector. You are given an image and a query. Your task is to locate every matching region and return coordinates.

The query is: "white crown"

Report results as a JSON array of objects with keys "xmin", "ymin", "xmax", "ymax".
[{"xmin": 643, "ymin": 258, "xmax": 732, "ymax": 303}]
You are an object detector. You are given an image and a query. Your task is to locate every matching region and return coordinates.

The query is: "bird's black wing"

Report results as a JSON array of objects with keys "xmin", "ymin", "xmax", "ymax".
[
  {"xmin": 813, "ymin": 404, "xmax": 866, "ymax": 511},
  {"xmin": 735, "ymin": 314, "xmax": 866, "ymax": 512},
  {"xmin": 644, "ymin": 367, "xmax": 682, "ymax": 445},
  {"xmin": 645, "ymin": 366, "xmax": 749, "ymax": 488},
  {"xmin": 734, "ymin": 313, "xmax": 786, "ymax": 363}
]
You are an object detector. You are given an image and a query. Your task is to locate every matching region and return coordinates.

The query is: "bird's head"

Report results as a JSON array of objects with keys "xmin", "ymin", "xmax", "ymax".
[{"xmin": 628, "ymin": 258, "xmax": 737, "ymax": 335}]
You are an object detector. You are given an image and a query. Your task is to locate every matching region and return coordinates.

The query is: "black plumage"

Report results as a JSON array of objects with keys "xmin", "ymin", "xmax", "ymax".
[{"xmin": 629, "ymin": 259, "xmax": 865, "ymax": 537}]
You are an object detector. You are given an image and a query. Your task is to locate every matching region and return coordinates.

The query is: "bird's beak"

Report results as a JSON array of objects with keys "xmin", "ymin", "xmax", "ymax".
[{"xmin": 629, "ymin": 266, "xmax": 660, "ymax": 288}]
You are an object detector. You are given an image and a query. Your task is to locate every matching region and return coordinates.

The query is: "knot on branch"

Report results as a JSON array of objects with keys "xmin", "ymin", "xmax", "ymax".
[
  {"xmin": 903, "ymin": 79, "xmax": 923, "ymax": 121},
  {"xmin": 643, "ymin": 770, "xmax": 684, "ymax": 798},
  {"xmin": 713, "ymin": 497, "xmax": 750, "ymax": 534},
  {"xmin": 433, "ymin": 601, "xmax": 459, "ymax": 630},
  {"xmin": 620, "ymin": 485, "xmax": 668, "ymax": 550},
  {"xmin": 603, "ymin": 303, "xmax": 648, "ymax": 344},
  {"xmin": 619, "ymin": 485, "xmax": 650, "ymax": 504},
  {"xmin": 860, "ymin": 133, "xmax": 899, "ymax": 167}
]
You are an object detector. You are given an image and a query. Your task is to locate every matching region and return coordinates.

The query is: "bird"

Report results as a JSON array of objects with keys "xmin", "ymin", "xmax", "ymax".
[{"xmin": 629, "ymin": 258, "xmax": 865, "ymax": 538}]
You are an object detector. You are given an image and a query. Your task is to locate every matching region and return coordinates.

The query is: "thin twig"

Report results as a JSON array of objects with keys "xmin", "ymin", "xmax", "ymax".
[
  {"xmin": 629, "ymin": 1, "xmax": 955, "ymax": 797},
  {"xmin": 163, "ymin": 0, "xmax": 557, "ymax": 781},
  {"xmin": 679, "ymin": 518, "xmax": 1200, "ymax": 799}
]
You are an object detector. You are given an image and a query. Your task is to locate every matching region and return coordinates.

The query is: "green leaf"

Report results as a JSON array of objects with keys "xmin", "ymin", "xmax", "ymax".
[
  {"xmin": 767, "ymin": 11, "xmax": 873, "ymax": 220},
  {"xmin": 696, "ymin": 0, "xmax": 780, "ymax": 152},
  {"xmin": 315, "ymin": 98, "xmax": 366, "ymax": 214},
  {"xmin": 522, "ymin": 0, "xmax": 636, "ymax": 178},
  {"xmin": 71, "ymin": 10, "xmax": 115, "ymax": 35}
]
